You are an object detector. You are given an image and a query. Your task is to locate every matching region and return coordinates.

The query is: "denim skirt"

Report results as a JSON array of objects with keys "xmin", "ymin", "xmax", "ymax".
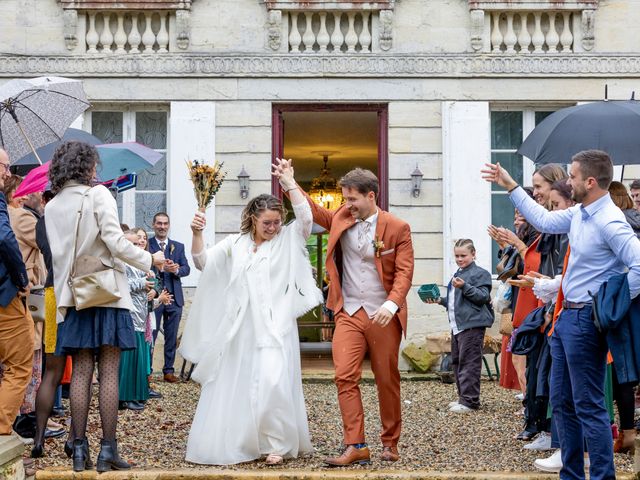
[{"xmin": 55, "ymin": 306, "xmax": 136, "ymax": 356}]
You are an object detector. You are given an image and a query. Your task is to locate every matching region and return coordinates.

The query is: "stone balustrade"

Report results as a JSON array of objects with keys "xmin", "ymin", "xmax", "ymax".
[
  {"xmin": 58, "ymin": 1, "xmax": 191, "ymax": 52},
  {"xmin": 468, "ymin": 1, "xmax": 598, "ymax": 53},
  {"xmin": 287, "ymin": 11, "xmax": 374, "ymax": 53},
  {"xmin": 84, "ymin": 11, "xmax": 171, "ymax": 53},
  {"xmin": 264, "ymin": 2, "xmax": 394, "ymax": 53},
  {"xmin": 489, "ymin": 11, "xmax": 575, "ymax": 53}
]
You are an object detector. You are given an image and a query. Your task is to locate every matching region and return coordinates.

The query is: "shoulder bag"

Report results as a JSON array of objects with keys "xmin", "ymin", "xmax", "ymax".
[{"xmin": 68, "ymin": 188, "xmax": 122, "ymax": 310}]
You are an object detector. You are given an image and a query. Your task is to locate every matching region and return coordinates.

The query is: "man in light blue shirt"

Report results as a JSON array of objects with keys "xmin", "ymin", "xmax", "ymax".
[{"xmin": 483, "ymin": 150, "xmax": 640, "ymax": 480}]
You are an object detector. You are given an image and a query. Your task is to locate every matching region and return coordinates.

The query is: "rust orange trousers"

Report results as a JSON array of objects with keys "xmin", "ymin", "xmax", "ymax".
[
  {"xmin": 0, "ymin": 296, "xmax": 34, "ymax": 435},
  {"xmin": 332, "ymin": 307, "xmax": 402, "ymax": 447}
]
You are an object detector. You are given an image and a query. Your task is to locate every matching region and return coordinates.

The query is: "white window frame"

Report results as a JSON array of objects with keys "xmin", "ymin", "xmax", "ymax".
[
  {"xmin": 84, "ymin": 105, "xmax": 170, "ymax": 230},
  {"xmin": 488, "ymin": 105, "xmax": 573, "ymax": 274}
]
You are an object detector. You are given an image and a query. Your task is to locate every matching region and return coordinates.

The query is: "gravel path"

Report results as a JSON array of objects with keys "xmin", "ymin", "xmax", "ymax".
[{"xmin": 32, "ymin": 378, "xmax": 634, "ymax": 473}]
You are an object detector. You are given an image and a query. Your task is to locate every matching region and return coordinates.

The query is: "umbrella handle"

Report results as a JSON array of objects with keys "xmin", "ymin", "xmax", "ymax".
[{"xmin": 14, "ymin": 119, "xmax": 43, "ymax": 165}]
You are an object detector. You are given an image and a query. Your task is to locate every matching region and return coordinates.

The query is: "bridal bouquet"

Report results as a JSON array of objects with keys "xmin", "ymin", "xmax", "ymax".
[{"xmin": 186, "ymin": 159, "xmax": 227, "ymax": 211}]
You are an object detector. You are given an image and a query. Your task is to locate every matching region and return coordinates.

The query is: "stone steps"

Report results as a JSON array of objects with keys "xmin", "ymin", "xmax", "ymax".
[{"xmin": 33, "ymin": 469, "xmax": 637, "ymax": 480}]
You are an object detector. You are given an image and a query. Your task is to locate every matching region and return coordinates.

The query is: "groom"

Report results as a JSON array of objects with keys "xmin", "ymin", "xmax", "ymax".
[{"xmin": 282, "ymin": 164, "xmax": 414, "ymax": 466}]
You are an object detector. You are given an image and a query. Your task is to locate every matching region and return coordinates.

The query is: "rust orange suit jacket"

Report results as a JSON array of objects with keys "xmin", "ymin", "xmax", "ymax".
[{"xmin": 297, "ymin": 188, "xmax": 415, "ymax": 334}]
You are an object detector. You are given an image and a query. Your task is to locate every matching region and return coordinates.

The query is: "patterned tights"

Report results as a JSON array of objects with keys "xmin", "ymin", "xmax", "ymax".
[{"xmin": 71, "ymin": 346, "xmax": 121, "ymax": 441}]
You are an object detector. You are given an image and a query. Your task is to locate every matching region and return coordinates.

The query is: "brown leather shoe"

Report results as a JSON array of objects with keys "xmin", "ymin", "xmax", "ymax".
[
  {"xmin": 163, "ymin": 373, "xmax": 180, "ymax": 383},
  {"xmin": 380, "ymin": 446, "xmax": 400, "ymax": 462},
  {"xmin": 324, "ymin": 445, "xmax": 371, "ymax": 467}
]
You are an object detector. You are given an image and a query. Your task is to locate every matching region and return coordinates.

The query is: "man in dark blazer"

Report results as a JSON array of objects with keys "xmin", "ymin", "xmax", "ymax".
[
  {"xmin": 149, "ymin": 212, "xmax": 190, "ymax": 383},
  {"xmin": 0, "ymin": 148, "xmax": 33, "ymax": 434}
]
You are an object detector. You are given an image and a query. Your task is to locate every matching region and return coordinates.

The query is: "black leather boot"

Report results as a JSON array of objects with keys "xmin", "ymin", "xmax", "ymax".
[
  {"xmin": 30, "ymin": 443, "xmax": 43, "ymax": 458},
  {"xmin": 96, "ymin": 439, "xmax": 131, "ymax": 472},
  {"xmin": 64, "ymin": 439, "xmax": 73, "ymax": 458},
  {"xmin": 72, "ymin": 438, "xmax": 92, "ymax": 472}
]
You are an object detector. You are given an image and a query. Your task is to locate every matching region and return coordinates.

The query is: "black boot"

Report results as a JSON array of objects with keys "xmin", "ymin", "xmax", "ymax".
[
  {"xmin": 72, "ymin": 438, "xmax": 92, "ymax": 472},
  {"xmin": 64, "ymin": 439, "xmax": 73, "ymax": 458},
  {"xmin": 96, "ymin": 439, "xmax": 131, "ymax": 472},
  {"xmin": 31, "ymin": 443, "xmax": 43, "ymax": 458}
]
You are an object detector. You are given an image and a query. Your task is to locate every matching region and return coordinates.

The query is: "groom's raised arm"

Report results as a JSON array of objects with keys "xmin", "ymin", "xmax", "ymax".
[
  {"xmin": 282, "ymin": 183, "xmax": 335, "ymax": 231},
  {"xmin": 274, "ymin": 157, "xmax": 336, "ymax": 231}
]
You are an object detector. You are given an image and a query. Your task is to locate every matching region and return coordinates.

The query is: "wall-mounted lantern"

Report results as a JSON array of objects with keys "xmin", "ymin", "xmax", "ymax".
[
  {"xmin": 238, "ymin": 165, "xmax": 250, "ymax": 199},
  {"xmin": 411, "ymin": 164, "xmax": 424, "ymax": 198}
]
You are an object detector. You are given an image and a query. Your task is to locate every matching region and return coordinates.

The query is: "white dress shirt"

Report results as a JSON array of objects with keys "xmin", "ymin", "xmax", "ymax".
[{"xmin": 511, "ymin": 186, "xmax": 640, "ymax": 302}]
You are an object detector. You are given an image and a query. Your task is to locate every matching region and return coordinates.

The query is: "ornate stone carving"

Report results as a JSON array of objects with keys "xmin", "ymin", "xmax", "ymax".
[
  {"xmin": 3, "ymin": 53, "xmax": 640, "ymax": 78},
  {"xmin": 175, "ymin": 9, "xmax": 191, "ymax": 49},
  {"xmin": 267, "ymin": 9, "xmax": 282, "ymax": 51},
  {"xmin": 62, "ymin": 9, "xmax": 79, "ymax": 51},
  {"xmin": 581, "ymin": 9, "xmax": 595, "ymax": 51},
  {"xmin": 469, "ymin": 9, "xmax": 485, "ymax": 52},
  {"xmin": 379, "ymin": 9, "xmax": 393, "ymax": 52}
]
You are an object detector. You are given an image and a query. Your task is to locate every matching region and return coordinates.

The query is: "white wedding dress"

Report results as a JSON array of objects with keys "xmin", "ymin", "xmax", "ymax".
[{"xmin": 180, "ymin": 200, "xmax": 322, "ymax": 465}]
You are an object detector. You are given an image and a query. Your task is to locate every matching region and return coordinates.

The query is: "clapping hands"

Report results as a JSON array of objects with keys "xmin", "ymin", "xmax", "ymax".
[{"xmin": 158, "ymin": 289, "xmax": 173, "ymax": 305}]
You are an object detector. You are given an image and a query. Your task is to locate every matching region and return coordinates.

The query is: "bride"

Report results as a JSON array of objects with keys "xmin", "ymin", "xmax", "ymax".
[{"xmin": 180, "ymin": 158, "xmax": 322, "ymax": 465}]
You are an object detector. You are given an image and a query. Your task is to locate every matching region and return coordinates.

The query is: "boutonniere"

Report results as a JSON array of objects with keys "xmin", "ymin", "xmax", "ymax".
[
  {"xmin": 170, "ymin": 243, "xmax": 175, "ymax": 255},
  {"xmin": 372, "ymin": 236, "xmax": 385, "ymax": 257}
]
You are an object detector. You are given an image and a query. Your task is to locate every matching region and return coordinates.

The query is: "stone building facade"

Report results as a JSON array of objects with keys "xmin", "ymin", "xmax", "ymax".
[{"xmin": 2, "ymin": 0, "xmax": 640, "ymax": 353}]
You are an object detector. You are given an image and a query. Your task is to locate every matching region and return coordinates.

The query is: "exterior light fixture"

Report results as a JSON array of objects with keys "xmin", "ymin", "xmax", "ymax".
[
  {"xmin": 411, "ymin": 164, "xmax": 424, "ymax": 198},
  {"xmin": 238, "ymin": 165, "xmax": 250, "ymax": 199}
]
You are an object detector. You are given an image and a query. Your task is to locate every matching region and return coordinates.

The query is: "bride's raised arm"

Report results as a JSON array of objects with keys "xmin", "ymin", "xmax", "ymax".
[
  {"xmin": 290, "ymin": 189, "xmax": 313, "ymax": 240},
  {"xmin": 272, "ymin": 158, "xmax": 312, "ymax": 240},
  {"xmin": 190, "ymin": 211, "xmax": 208, "ymax": 270},
  {"xmin": 190, "ymin": 211, "xmax": 236, "ymax": 272}
]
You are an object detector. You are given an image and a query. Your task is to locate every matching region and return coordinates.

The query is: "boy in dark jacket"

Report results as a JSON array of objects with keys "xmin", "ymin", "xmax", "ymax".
[{"xmin": 427, "ymin": 239, "xmax": 494, "ymax": 412}]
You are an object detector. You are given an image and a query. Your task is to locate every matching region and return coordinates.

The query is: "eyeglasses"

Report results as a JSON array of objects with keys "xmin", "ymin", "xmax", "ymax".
[
  {"xmin": 0, "ymin": 162, "xmax": 9, "ymax": 173},
  {"xmin": 258, "ymin": 220, "xmax": 282, "ymax": 229}
]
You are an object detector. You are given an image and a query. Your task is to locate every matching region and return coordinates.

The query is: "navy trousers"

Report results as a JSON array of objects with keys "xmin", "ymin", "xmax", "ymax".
[
  {"xmin": 550, "ymin": 306, "xmax": 615, "ymax": 480},
  {"xmin": 153, "ymin": 303, "xmax": 183, "ymax": 375}
]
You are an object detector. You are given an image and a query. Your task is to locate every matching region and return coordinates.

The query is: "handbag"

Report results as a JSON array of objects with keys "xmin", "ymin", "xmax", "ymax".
[
  {"xmin": 497, "ymin": 246, "xmax": 522, "ymax": 282},
  {"xmin": 499, "ymin": 310, "xmax": 514, "ymax": 336},
  {"xmin": 68, "ymin": 188, "xmax": 122, "ymax": 310},
  {"xmin": 27, "ymin": 287, "xmax": 45, "ymax": 323}
]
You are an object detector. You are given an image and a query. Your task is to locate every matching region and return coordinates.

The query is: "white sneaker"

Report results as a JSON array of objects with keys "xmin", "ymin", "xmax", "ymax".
[
  {"xmin": 524, "ymin": 432, "xmax": 552, "ymax": 451},
  {"xmin": 448, "ymin": 401, "xmax": 460, "ymax": 408},
  {"xmin": 449, "ymin": 403, "xmax": 473, "ymax": 413},
  {"xmin": 534, "ymin": 449, "xmax": 562, "ymax": 473},
  {"xmin": 515, "ymin": 392, "xmax": 525, "ymax": 401}
]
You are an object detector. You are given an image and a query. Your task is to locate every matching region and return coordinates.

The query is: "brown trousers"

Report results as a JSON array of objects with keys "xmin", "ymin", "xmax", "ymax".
[
  {"xmin": 0, "ymin": 296, "xmax": 34, "ymax": 434},
  {"xmin": 332, "ymin": 308, "xmax": 402, "ymax": 446}
]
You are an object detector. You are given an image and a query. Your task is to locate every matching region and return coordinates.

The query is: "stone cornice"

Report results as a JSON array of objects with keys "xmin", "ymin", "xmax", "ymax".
[
  {"xmin": 58, "ymin": 0, "xmax": 192, "ymax": 10},
  {"xmin": 1, "ymin": 53, "xmax": 639, "ymax": 78},
  {"xmin": 468, "ymin": 0, "xmax": 597, "ymax": 10},
  {"xmin": 262, "ymin": 0, "xmax": 395, "ymax": 10}
]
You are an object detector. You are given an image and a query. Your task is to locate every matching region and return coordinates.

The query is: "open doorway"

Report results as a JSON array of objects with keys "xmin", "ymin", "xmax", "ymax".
[{"xmin": 272, "ymin": 104, "xmax": 388, "ymax": 351}]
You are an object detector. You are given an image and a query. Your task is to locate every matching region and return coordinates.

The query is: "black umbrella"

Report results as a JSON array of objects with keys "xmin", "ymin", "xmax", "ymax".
[
  {"xmin": 517, "ymin": 100, "xmax": 640, "ymax": 165},
  {"xmin": 12, "ymin": 128, "xmax": 103, "ymax": 167}
]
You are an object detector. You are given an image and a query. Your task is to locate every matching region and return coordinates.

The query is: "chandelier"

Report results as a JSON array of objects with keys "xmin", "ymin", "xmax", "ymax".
[{"xmin": 308, "ymin": 151, "xmax": 343, "ymax": 210}]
